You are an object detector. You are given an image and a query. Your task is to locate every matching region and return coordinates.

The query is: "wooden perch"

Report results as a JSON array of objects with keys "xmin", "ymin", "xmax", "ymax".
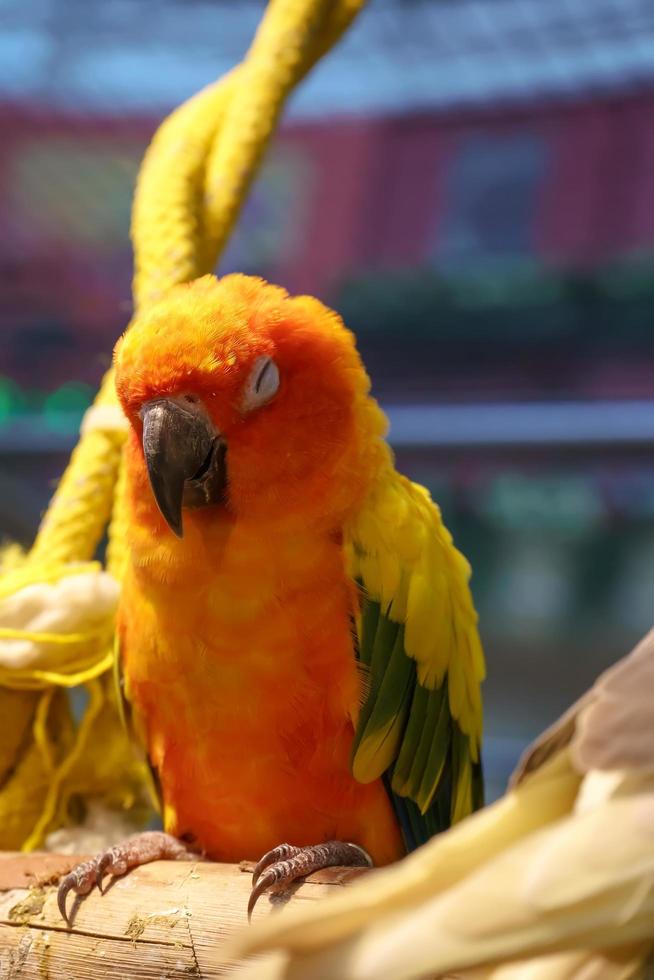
[{"xmin": 0, "ymin": 851, "xmax": 367, "ymax": 978}]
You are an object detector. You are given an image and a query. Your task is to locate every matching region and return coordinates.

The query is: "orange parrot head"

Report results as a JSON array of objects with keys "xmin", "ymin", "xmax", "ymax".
[{"xmin": 114, "ymin": 274, "xmax": 387, "ymax": 535}]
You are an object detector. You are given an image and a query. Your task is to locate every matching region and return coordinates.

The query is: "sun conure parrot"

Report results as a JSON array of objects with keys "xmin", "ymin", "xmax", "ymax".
[
  {"xmin": 229, "ymin": 628, "xmax": 654, "ymax": 980},
  {"xmin": 57, "ymin": 273, "xmax": 484, "ymax": 923}
]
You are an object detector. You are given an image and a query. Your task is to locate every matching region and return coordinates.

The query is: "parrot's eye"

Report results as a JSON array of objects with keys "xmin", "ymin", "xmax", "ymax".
[{"xmin": 241, "ymin": 356, "xmax": 280, "ymax": 412}]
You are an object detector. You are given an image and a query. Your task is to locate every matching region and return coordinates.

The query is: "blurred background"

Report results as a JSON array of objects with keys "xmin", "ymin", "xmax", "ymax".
[{"xmin": 2, "ymin": 0, "xmax": 654, "ymax": 800}]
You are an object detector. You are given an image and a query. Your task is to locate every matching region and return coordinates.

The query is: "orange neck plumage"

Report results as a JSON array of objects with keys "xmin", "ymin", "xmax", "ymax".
[{"xmin": 118, "ymin": 434, "xmax": 403, "ymax": 866}]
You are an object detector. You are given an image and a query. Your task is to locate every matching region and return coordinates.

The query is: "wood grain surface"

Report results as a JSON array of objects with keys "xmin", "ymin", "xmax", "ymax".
[{"xmin": 0, "ymin": 851, "xmax": 367, "ymax": 978}]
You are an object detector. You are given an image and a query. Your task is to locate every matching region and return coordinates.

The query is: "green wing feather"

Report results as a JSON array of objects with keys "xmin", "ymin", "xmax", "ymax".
[{"xmin": 345, "ymin": 472, "xmax": 485, "ymax": 848}]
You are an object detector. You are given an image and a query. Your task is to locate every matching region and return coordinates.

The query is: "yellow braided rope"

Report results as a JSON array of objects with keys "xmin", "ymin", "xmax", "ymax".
[
  {"xmin": 22, "ymin": 678, "xmax": 106, "ymax": 852},
  {"xmin": 32, "ymin": 0, "xmax": 365, "ymax": 567},
  {"xmin": 0, "ymin": 652, "xmax": 114, "ymax": 692},
  {"xmin": 106, "ymin": 445, "xmax": 130, "ymax": 582},
  {"xmin": 0, "ymin": 0, "xmax": 366, "ymax": 850},
  {"xmin": 132, "ymin": 71, "xmax": 240, "ymax": 311},
  {"xmin": 202, "ymin": 0, "xmax": 333, "ymax": 267},
  {"xmin": 203, "ymin": 0, "xmax": 366, "ymax": 268},
  {"xmin": 30, "ymin": 374, "xmax": 125, "ymax": 565}
]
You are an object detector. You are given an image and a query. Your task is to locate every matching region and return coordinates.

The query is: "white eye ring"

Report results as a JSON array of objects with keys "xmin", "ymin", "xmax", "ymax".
[{"xmin": 241, "ymin": 356, "xmax": 280, "ymax": 412}]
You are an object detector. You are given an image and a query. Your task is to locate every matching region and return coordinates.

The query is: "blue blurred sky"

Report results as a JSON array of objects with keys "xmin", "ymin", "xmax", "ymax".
[{"xmin": 2, "ymin": 0, "xmax": 654, "ymax": 117}]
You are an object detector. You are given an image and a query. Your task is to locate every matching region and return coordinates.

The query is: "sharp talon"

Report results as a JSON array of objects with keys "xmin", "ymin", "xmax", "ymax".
[
  {"xmin": 57, "ymin": 876, "xmax": 72, "ymax": 927},
  {"xmin": 247, "ymin": 840, "xmax": 374, "ymax": 921},
  {"xmin": 95, "ymin": 852, "xmax": 111, "ymax": 894},
  {"xmin": 348, "ymin": 843, "xmax": 373, "ymax": 868},
  {"xmin": 248, "ymin": 870, "xmax": 275, "ymax": 922},
  {"xmin": 251, "ymin": 844, "xmax": 298, "ymax": 889},
  {"xmin": 56, "ymin": 832, "xmax": 194, "ymax": 926},
  {"xmin": 251, "ymin": 859, "xmax": 265, "ymax": 890}
]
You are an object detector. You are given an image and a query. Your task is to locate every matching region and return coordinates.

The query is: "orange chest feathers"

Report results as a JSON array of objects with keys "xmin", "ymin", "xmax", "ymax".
[{"xmin": 118, "ymin": 516, "xmax": 404, "ymax": 865}]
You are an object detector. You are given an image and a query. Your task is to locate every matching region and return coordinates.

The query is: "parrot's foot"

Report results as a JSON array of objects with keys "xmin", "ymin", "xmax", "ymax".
[
  {"xmin": 248, "ymin": 840, "xmax": 372, "ymax": 920},
  {"xmin": 57, "ymin": 830, "xmax": 198, "ymax": 925}
]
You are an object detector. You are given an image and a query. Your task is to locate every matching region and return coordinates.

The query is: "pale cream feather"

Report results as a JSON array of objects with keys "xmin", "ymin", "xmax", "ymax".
[{"xmin": 229, "ymin": 628, "xmax": 654, "ymax": 980}]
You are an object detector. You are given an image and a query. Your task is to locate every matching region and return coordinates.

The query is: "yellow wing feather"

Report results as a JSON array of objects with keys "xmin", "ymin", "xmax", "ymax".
[{"xmin": 345, "ymin": 468, "xmax": 485, "ymax": 771}]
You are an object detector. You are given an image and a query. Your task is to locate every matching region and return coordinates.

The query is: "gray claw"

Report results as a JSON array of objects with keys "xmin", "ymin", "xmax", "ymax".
[
  {"xmin": 57, "ymin": 874, "xmax": 74, "ymax": 926},
  {"xmin": 248, "ymin": 868, "xmax": 280, "ymax": 921},
  {"xmin": 95, "ymin": 852, "xmax": 111, "ymax": 893},
  {"xmin": 247, "ymin": 840, "xmax": 373, "ymax": 922},
  {"xmin": 251, "ymin": 843, "xmax": 299, "ymax": 890}
]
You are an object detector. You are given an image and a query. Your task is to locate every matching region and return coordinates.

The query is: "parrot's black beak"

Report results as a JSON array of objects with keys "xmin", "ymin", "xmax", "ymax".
[{"xmin": 140, "ymin": 397, "xmax": 227, "ymax": 538}]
